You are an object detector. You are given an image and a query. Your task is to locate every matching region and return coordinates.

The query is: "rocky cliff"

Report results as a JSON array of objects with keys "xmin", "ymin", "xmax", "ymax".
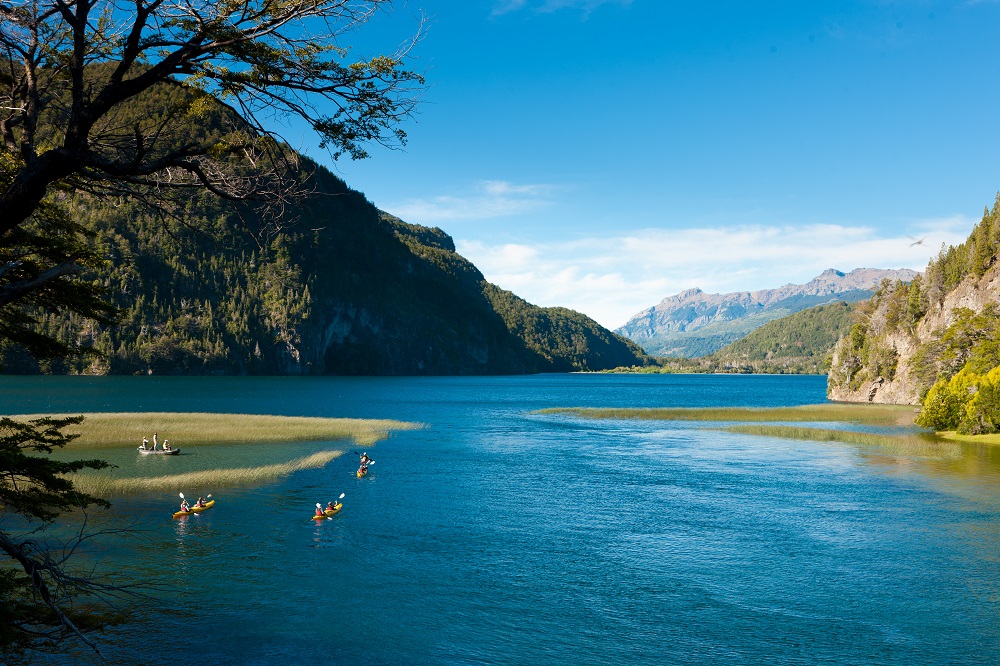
[{"xmin": 828, "ymin": 263, "xmax": 1000, "ymax": 404}]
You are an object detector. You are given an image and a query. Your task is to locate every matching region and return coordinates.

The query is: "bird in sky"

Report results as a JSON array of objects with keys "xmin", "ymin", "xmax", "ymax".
[{"xmin": 909, "ymin": 237, "xmax": 927, "ymax": 247}]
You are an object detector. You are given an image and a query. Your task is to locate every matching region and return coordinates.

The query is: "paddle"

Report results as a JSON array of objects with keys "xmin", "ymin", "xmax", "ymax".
[{"xmin": 176, "ymin": 492, "xmax": 190, "ymax": 516}]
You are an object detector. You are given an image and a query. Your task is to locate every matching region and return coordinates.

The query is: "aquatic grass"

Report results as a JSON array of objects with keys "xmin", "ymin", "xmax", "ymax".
[
  {"xmin": 539, "ymin": 403, "xmax": 916, "ymax": 425},
  {"xmin": 69, "ymin": 450, "xmax": 343, "ymax": 496},
  {"xmin": 716, "ymin": 424, "xmax": 963, "ymax": 457},
  {"xmin": 6, "ymin": 412, "xmax": 422, "ymax": 449}
]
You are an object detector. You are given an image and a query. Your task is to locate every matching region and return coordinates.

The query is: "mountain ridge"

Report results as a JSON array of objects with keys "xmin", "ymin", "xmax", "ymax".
[{"xmin": 616, "ymin": 267, "xmax": 918, "ymax": 357}]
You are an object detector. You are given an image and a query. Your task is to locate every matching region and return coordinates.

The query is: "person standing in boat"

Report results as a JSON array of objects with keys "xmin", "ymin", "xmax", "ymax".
[{"xmin": 152, "ymin": 432, "xmax": 159, "ymax": 451}]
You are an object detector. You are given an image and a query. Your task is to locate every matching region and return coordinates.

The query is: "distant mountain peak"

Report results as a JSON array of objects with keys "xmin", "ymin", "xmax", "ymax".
[{"xmin": 617, "ymin": 267, "xmax": 918, "ymax": 357}]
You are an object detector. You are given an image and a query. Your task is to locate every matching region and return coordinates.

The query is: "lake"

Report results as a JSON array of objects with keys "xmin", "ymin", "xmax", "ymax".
[{"xmin": 3, "ymin": 374, "xmax": 1000, "ymax": 665}]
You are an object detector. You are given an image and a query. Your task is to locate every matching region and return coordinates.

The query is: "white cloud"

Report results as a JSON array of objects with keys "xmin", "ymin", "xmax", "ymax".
[
  {"xmin": 457, "ymin": 217, "xmax": 973, "ymax": 330},
  {"xmin": 492, "ymin": 0, "xmax": 631, "ymax": 17},
  {"xmin": 387, "ymin": 180, "xmax": 558, "ymax": 223}
]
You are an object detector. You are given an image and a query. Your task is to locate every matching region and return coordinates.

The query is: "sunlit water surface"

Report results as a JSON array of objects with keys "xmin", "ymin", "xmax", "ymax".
[{"xmin": 3, "ymin": 374, "xmax": 1000, "ymax": 665}]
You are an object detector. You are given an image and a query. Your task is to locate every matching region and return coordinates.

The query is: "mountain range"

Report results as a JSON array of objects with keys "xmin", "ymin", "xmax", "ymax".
[{"xmin": 616, "ymin": 268, "xmax": 919, "ymax": 358}]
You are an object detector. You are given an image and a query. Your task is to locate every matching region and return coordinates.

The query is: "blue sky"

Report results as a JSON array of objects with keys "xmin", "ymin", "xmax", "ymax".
[{"xmin": 305, "ymin": 1, "xmax": 1000, "ymax": 328}]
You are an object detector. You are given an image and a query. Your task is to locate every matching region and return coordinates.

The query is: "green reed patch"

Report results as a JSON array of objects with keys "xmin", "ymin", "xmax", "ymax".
[
  {"xmin": 540, "ymin": 403, "xmax": 915, "ymax": 425},
  {"xmin": 69, "ymin": 450, "xmax": 343, "ymax": 496},
  {"xmin": 6, "ymin": 412, "xmax": 423, "ymax": 449},
  {"xmin": 717, "ymin": 425, "xmax": 962, "ymax": 457}
]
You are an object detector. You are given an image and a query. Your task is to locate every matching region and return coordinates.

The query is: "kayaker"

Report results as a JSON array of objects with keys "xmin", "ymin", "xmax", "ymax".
[
  {"xmin": 326, "ymin": 501, "xmax": 337, "ymax": 511},
  {"xmin": 359, "ymin": 452, "xmax": 372, "ymax": 466},
  {"xmin": 179, "ymin": 498, "xmax": 190, "ymax": 513},
  {"xmin": 195, "ymin": 497, "xmax": 206, "ymax": 508},
  {"xmin": 315, "ymin": 505, "xmax": 325, "ymax": 517}
]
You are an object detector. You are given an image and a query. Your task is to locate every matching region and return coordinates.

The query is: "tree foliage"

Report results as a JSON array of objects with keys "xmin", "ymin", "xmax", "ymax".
[
  {"xmin": 916, "ymin": 366, "xmax": 1000, "ymax": 434},
  {"xmin": 0, "ymin": 415, "xmax": 125, "ymax": 660},
  {"xmin": 0, "ymin": 0, "xmax": 423, "ymax": 236}
]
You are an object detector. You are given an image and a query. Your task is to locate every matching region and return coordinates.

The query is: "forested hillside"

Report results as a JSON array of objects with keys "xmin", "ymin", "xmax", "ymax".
[
  {"xmin": 710, "ymin": 301, "xmax": 856, "ymax": 374},
  {"xmin": 828, "ymin": 194, "xmax": 1000, "ymax": 433},
  {"xmin": 0, "ymin": 88, "xmax": 650, "ymax": 376}
]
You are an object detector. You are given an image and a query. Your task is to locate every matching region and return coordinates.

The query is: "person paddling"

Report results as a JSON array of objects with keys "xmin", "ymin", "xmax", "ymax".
[
  {"xmin": 315, "ymin": 505, "xmax": 326, "ymax": 517},
  {"xmin": 326, "ymin": 501, "xmax": 337, "ymax": 512},
  {"xmin": 195, "ymin": 497, "xmax": 206, "ymax": 508},
  {"xmin": 179, "ymin": 498, "xmax": 190, "ymax": 513}
]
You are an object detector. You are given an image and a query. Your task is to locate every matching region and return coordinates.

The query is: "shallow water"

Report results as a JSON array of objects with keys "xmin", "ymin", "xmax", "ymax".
[{"xmin": 3, "ymin": 374, "xmax": 1000, "ymax": 664}]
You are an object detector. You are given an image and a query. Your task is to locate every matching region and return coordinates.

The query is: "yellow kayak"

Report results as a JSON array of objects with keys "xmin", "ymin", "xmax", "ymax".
[
  {"xmin": 173, "ymin": 499, "xmax": 215, "ymax": 518},
  {"xmin": 311, "ymin": 503, "xmax": 342, "ymax": 520},
  {"xmin": 356, "ymin": 467, "xmax": 368, "ymax": 478},
  {"xmin": 190, "ymin": 500, "xmax": 215, "ymax": 513}
]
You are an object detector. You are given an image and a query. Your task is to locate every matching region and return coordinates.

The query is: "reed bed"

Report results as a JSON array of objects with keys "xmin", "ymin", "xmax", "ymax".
[
  {"xmin": 717, "ymin": 424, "xmax": 962, "ymax": 457},
  {"xmin": 539, "ymin": 403, "xmax": 916, "ymax": 425},
  {"xmin": 7, "ymin": 412, "xmax": 422, "ymax": 449},
  {"xmin": 69, "ymin": 450, "xmax": 343, "ymax": 496}
]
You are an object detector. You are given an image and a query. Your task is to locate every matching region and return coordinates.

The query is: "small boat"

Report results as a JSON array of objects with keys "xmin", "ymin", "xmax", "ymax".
[
  {"xmin": 311, "ymin": 503, "xmax": 343, "ymax": 520},
  {"xmin": 190, "ymin": 499, "xmax": 215, "ymax": 513},
  {"xmin": 356, "ymin": 466, "xmax": 368, "ymax": 478},
  {"xmin": 139, "ymin": 448, "xmax": 180, "ymax": 455},
  {"xmin": 173, "ymin": 499, "xmax": 214, "ymax": 518}
]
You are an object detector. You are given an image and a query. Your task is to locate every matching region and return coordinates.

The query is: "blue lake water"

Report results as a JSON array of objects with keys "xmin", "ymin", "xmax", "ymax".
[{"xmin": 3, "ymin": 374, "xmax": 1000, "ymax": 665}]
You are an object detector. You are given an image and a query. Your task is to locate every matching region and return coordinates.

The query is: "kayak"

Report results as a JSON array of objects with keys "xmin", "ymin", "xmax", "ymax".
[
  {"xmin": 173, "ymin": 499, "xmax": 214, "ymax": 518},
  {"xmin": 190, "ymin": 499, "xmax": 215, "ymax": 513},
  {"xmin": 139, "ymin": 448, "xmax": 180, "ymax": 455},
  {"xmin": 356, "ymin": 467, "xmax": 368, "ymax": 478},
  {"xmin": 311, "ymin": 503, "xmax": 343, "ymax": 520}
]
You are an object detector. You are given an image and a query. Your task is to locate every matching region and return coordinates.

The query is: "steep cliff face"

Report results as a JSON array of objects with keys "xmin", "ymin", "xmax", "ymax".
[
  {"xmin": 617, "ymin": 268, "xmax": 917, "ymax": 357},
  {"xmin": 828, "ymin": 261, "xmax": 1000, "ymax": 404}
]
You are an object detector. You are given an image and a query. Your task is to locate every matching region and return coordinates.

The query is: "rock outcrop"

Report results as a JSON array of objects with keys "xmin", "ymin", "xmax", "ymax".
[{"xmin": 828, "ymin": 263, "xmax": 1000, "ymax": 404}]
